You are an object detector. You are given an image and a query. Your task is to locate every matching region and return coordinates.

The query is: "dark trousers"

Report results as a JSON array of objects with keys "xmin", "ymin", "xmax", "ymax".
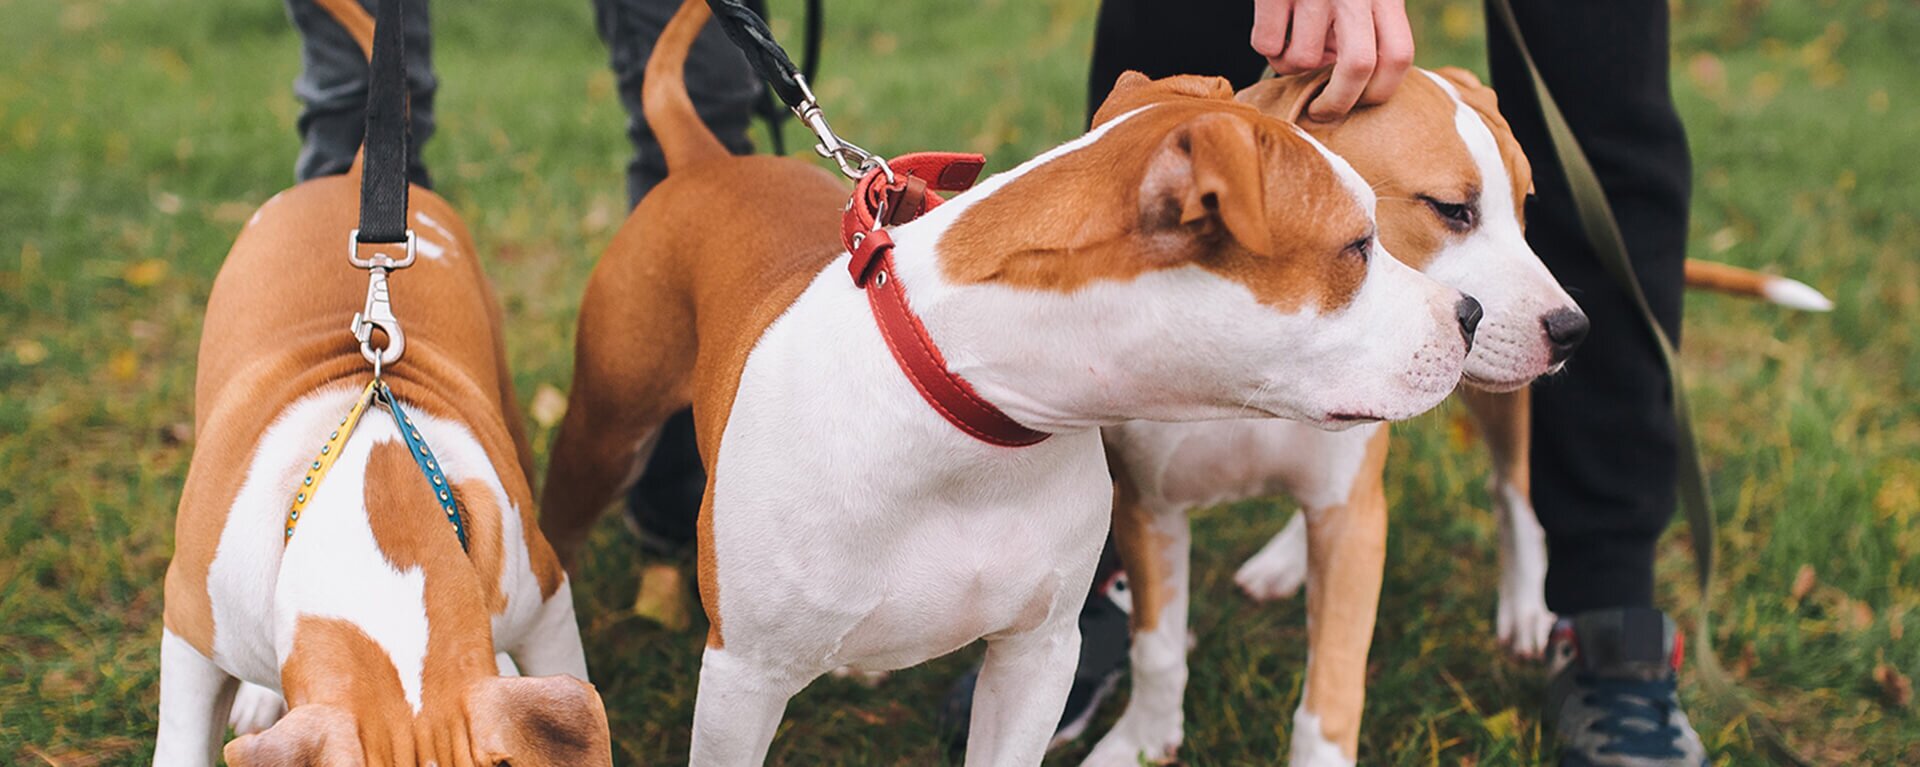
[
  {"xmin": 1486, "ymin": 0, "xmax": 1690, "ymax": 616},
  {"xmin": 285, "ymin": 0, "xmax": 437, "ymax": 187}
]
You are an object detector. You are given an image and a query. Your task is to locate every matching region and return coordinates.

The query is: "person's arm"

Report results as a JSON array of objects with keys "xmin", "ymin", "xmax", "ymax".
[{"xmin": 1250, "ymin": 0, "xmax": 1414, "ymax": 119}]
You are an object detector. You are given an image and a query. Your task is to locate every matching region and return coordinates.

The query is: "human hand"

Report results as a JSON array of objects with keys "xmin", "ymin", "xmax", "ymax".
[{"xmin": 1250, "ymin": 0, "xmax": 1414, "ymax": 119}]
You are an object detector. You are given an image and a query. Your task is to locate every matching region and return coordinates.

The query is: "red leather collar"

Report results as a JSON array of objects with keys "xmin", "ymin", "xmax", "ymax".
[{"xmin": 840, "ymin": 153, "xmax": 1049, "ymax": 448}]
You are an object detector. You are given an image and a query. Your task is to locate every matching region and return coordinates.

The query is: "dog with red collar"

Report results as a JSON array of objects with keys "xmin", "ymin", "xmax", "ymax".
[{"xmin": 538, "ymin": 1, "xmax": 1479, "ymax": 763}]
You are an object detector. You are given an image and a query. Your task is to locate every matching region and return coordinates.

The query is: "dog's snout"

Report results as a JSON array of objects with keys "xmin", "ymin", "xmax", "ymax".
[
  {"xmin": 1454, "ymin": 296, "xmax": 1483, "ymax": 349},
  {"xmin": 1542, "ymin": 308, "xmax": 1590, "ymax": 363}
]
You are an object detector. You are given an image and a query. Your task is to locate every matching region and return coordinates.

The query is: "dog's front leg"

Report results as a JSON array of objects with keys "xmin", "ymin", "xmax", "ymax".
[
  {"xmin": 688, "ymin": 647, "xmax": 804, "ymax": 766},
  {"xmin": 966, "ymin": 621, "xmax": 1083, "ymax": 767},
  {"xmin": 1460, "ymin": 386, "xmax": 1554, "ymax": 658},
  {"xmin": 507, "ymin": 581, "xmax": 593, "ymax": 681},
  {"xmin": 1291, "ymin": 427, "xmax": 1392, "ymax": 767},
  {"xmin": 1083, "ymin": 494, "xmax": 1191, "ymax": 766},
  {"xmin": 153, "ymin": 629, "xmax": 241, "ymax": 767}
]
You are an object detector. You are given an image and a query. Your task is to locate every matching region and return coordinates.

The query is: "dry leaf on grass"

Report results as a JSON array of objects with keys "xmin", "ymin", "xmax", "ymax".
[
  {"xmin": 1789, "ymin": 564, "xmax": 1817, "ymax": 603},
  {"xmin": 1873, "ymin": 663, "xmax": 1912, "ymax": 709},
  {"xmin": 529, "ymin": 384, "xmax": 567, "ymax": 429}
]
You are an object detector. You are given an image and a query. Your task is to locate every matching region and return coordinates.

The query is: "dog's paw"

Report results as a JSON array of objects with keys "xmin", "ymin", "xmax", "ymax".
[
  {"xmin": 1080, "ymin": 720, "xmax": 1181, "ymax": 767},
  {"xmin": 1496, "ymin": 586, "xmax": 1555, "ymax": 660},
  {"xmin": 1235, "ymin": 517, "xmax": 1309, "ymax": 602},
  {"xmin": 228, "ymin": 682, "xmax": 287, "ymax": 735}
]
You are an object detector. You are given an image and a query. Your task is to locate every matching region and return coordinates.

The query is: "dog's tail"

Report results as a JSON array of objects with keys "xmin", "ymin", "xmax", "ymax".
[
  {"xmin": 645, "ymin": 0, "xmax": 731, "ymax": 173},
  {"xmin": 1684, "ymin": 259, "xmax": 1833, "ymax": 311},
  {"xmin": 314, "ymin": 0, "xmax": 376, "ymax": 60}
]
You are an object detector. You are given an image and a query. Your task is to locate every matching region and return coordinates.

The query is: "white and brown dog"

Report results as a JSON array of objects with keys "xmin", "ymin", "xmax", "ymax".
[
  {"xmin": 153, "ymin": 3, "xmax": 609, "ymax": 765},
  {"xmin": 1086, "ymin": 67, "xmax": 1831, "ymax": 767},
  {"xmin": 536, "ymin": 1, "xmax": 1479, "ymax": 764}
]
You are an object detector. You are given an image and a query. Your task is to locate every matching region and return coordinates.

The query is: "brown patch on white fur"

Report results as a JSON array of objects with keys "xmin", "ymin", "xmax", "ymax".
[
  {"xmin": 940, "ymin": 77, "xmax": 1373, "ymax": 314},
  {"xmin": 238, "ymin": 615, "xmax": 609, "ymax": 767},
  {"xmin": 164, "ymin": 172, "xmax": 554, "ymax": 654},
  {"xmin": 1240, "ymin": 68, "xmax": 1534, "ymax": 276}
]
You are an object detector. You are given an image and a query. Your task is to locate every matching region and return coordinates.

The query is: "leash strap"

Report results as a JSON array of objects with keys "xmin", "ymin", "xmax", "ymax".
[
  {"xmin": 1487, "ymin": 2, "xmax": 1807, "ymax": 762},
  {"xmin": 705, "ymin": 0, "xmax": 806, "ymax": 110},
  {"xmin": 357, "ymin": 0, "xmax": 409, "ymax": 246},
  {"xmin": 743, "ymin": 0, "xmax": 821, "ymax": 156},
  {"xmin": 285, "ymin": 379, "xmax": 469, "ymax": 552},
  {"xmin": 287, "ymin": 381, "xmax": 382, "ymax": 541}
]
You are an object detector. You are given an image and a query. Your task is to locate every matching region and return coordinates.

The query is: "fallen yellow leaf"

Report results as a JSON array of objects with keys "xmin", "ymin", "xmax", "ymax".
[
  {"xmin": 13, "ymin": 339, "xmax": 48, "ymax": 366},
  {"xmin": 123, "ymin": 259, "xmax": 168, "ymax": 287},
  {"xmin": 1789, "ymin": 563, "xmax": 1816, "ymax": 603},
  {"xmin": 1874, "ymin": 663, "xmax": 1912, "ymax": 709},
  {"xmin": 109, "ymin": 349, "xmax": 138, "ymax": 381}
]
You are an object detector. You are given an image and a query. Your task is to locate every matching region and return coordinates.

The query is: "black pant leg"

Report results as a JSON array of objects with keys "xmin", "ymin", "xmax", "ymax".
[
  {"xmin": 284, "ymin": 0, "xmax": 436, "ymax": 188},
  {"xmin": 1484, "ymin": 0, "xmax": 1692, "ymax": 616},
  {"xmin": 1086, "ymin": 0, "xmax": 1266, "ymax": 124},
  {"xmin": 592, "ymin": 0, "xmax": 759, "ymax": 208}
]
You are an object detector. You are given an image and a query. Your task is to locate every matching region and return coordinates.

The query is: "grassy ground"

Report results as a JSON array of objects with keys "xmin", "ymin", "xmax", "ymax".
[{"xmin": 2, "ymin": 0, "xmax": 1914, "ymax": 763}]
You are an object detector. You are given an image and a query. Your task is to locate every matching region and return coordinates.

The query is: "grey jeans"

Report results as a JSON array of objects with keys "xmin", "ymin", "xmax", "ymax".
[{"xmin": 285, "ymin": 0, "xmax": 760, "ymax": 205}]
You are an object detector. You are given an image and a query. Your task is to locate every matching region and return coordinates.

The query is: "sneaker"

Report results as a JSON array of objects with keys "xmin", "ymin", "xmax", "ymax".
[
  {"xmin": 938, "ymin": 574, "xmax": 1134, "ymax": 754},
  {"xmin": 1545, "ymin": 608, "xmax": 1708, "ymax": 767}
]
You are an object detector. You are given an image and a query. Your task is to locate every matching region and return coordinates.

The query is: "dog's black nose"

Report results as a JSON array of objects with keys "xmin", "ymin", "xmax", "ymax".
[
  {"xmin": 1455, "ymin": 296, "xmax": 1483, "ymax": 348},
  {"xmin": 1542, "ymin": 308, "xmax": 1590, "ymax": 363}
]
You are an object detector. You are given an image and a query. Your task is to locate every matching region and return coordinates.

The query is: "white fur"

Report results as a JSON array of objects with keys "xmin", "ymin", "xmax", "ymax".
[
  {"xmin": 1494, "ymin": 481, "xmax": 1554, "ymax": 657},
  {"xmin": 1235, "ymin": 512, "xmax": 1310, "ymax": 602},
  {"xmin": 1289, "ymin": 704, "xmax": 1355, "ymax": 767},
  {"xmin": 412, "ymin": 211, "xmax": 457, "ymax": 260},
  {"xmin": 687, "ymin": 103, "xmax": 1467, "ymax": 764},
  {"xmin": 1762, "ymin": 276, "xmax": 1833, "ymax": 311}
]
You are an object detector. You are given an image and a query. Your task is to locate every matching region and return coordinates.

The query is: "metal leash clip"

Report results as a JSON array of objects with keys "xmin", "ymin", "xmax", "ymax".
[
  {"xmin": 347, "ymin": 229, "xmax": 416, "ymax": 374},
  {"xmin": 791, "ymin": 76, "xmax": 892, "ymax": 184}
]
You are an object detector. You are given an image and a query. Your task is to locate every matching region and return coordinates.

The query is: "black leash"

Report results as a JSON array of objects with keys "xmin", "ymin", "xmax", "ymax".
[
  {"xmin": 357, "ymin": 0, "xmax": 409, "ymax": 246},
  {"xmin": 348, "ymin": 0, "xmax": 416, "ymax": 374},
  {"xmin": 743, "ymin": 0, "xmax": 822, "ymax": 155},
  {"xmin": 704, "ymin": 0, "xmax": 880, "ymax": 179}
]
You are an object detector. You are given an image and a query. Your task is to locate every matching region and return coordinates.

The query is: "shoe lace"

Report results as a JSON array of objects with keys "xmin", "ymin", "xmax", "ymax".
[{"xmin": 1579, "ymin": 675, "xmax": 1688, "ymax": 758}]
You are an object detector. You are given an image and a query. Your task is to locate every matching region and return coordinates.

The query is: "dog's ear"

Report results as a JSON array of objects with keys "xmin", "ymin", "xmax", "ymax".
[
  {"xmin": 1094, "ymin": 71, "xmax": 1238, "ymax": 127},
  {"xmin": 1432, "ymin": 66, "xmax": 1505, "ymax": 118},
  {"xmin": 223, "ymin": 704, "xmax": 363, "ymax": 767},
  {"xmin": 1139, "ymin": 112, "xmax": 1271, "ymax": 257},
  {"xmin": 1236, "ymin": 67, "xmax": 1336, "ymax": 124},
  {"xmin": 466, "ymin": 675, "xmax": 612, "ymax": 767}
]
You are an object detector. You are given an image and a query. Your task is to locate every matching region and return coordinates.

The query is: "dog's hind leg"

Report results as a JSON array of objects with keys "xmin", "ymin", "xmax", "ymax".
[
  {"xmin": 153, "ymin": 629, "xmax": 240, "ymax": 767},
  {"xmin": 539, "ymin": 246, "xmax": 696, "ymax": 569},
  {"xmin": 1235, "ymin": 511, "xmax": 1310, "ymax": 602},
  {"xmin": 1461, "ymin": 386, "xmax": 1554, "ymax": 658}
]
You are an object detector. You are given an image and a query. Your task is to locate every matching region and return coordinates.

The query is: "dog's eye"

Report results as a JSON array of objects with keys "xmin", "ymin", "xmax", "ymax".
[
  {"xmin": 1422, "ymin": 196, "xmax": 1477, "ymax": 232},
  {"xmin": 1343, "ymin": 237, "xmax": 1371, "ymax": 263}
]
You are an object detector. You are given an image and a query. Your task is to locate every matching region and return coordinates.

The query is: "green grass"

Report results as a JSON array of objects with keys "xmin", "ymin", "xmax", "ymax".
[{"xmin": 2, "ymin": 0, "xmax": 1915, "ymax": 763}]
